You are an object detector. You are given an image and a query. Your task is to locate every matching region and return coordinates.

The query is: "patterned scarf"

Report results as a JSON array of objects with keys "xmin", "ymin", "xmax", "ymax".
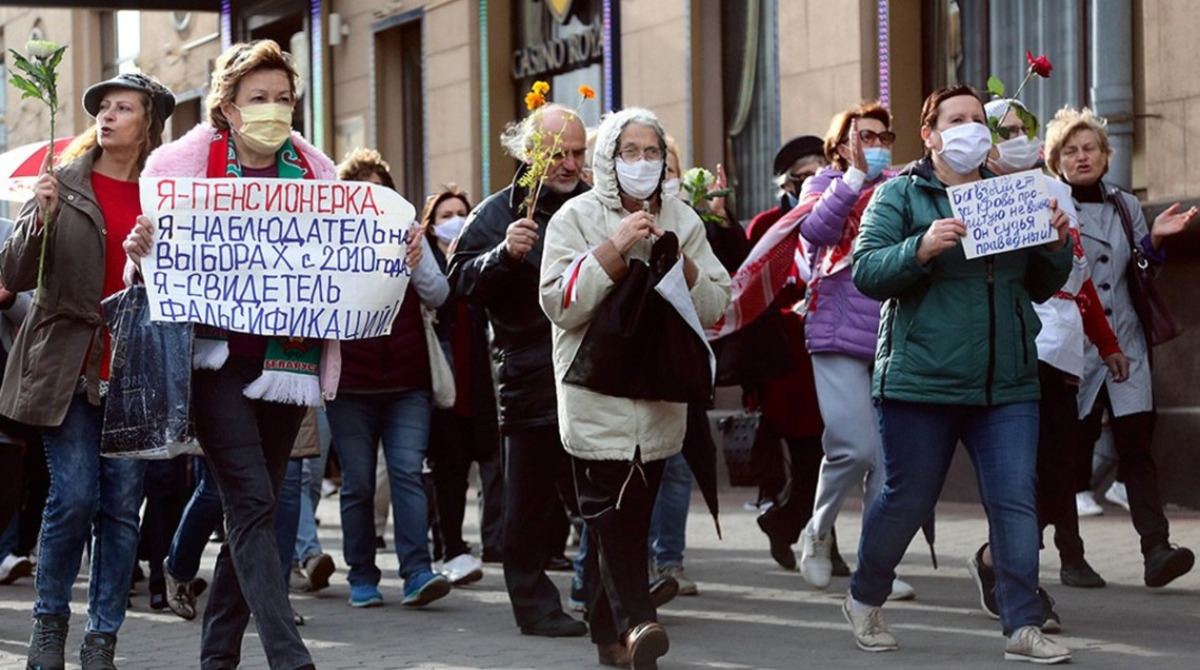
[{"xmin": 193, "ymin": 129, "xmax": 327, "ymax": 406}]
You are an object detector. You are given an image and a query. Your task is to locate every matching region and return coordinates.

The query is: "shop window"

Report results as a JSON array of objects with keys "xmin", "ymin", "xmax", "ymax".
[
  {"xmin": 924, "ymin": 0, "xmax": 1089, "ymax": 125},
  {"xmin": 375, "ymin": 18, "xmax": 426, "ymax": 202},
  {"xmin": 720, "ymin": 0, "xmax": 778, "ymax": 220}
]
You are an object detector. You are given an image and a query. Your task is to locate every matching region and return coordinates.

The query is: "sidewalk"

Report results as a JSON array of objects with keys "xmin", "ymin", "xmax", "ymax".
[{"xmin": 1, "ymin": 489, "xmax": 1196, "ymax": 669}]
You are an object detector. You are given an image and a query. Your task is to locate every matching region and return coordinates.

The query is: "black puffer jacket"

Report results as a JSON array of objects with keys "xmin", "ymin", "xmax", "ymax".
[{"xmin": 447, "ymin": 168, "xmax": 589, "ymax": 432}]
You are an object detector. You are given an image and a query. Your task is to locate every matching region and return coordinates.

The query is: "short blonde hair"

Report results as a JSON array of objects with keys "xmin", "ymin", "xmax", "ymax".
[
  {"xmin": 1044, "ymin": 107, "xmax": 1112, "ymax": 178},
  {"xmin": 206, "ymin": 40, "xmax": 300, "ymax": 131}
]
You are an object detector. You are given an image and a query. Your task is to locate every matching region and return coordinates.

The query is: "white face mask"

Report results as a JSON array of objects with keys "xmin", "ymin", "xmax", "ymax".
[
  {"xmin": 934, "ymin": 123, "xmax": 992, "ymax": 175},
  {"xmin": 993, "ymin": 136, "xmax": 1044, "ymax": 173},
  {"xmin": 433, "ymin": 215, "xmax": 465, "ymax": 244},
  {"xmin": 661, "ymin": 178, "xmax": 681, "ymax": 198},
  {"xmin": 615, "ymin": 158, "xmax": 663, "ymax": 200}
]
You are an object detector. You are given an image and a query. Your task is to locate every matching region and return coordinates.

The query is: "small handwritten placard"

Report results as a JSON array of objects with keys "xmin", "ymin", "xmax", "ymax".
[
  {"xmin": 140, "ymin": 177, "xmax": 416, "ymax": 340},
  {"xmin": 948, "ymin": 169, "xmax": 1054, "ymax": 259}
]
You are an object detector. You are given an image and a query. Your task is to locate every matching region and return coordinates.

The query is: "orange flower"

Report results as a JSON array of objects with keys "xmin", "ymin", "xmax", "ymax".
[
  {"xmin": 525, "ymin": 91, "xmax": 546, "ymax": 110},
  {"xmin": 578, "ymin": 85, "xmax": 596, "ymax": 100},
  {"xmin": 532, "ymin": 80, "xmax": 550, "ymax": 95}
]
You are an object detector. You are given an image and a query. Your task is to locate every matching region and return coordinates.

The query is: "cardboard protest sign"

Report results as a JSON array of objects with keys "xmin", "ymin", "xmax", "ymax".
[
  {"xmin": 139, "ymin": 177, "xmax": 416, "ymax": 340},
  {"xmin": 948, "ymin": 169, "xmax": 1055, "ymax": 259}
]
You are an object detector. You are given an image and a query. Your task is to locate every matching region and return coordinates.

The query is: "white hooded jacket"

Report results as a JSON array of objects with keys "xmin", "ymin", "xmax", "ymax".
[{"xmin": 539, "ymin": 108, "xmax": 731, "ymax": 462}]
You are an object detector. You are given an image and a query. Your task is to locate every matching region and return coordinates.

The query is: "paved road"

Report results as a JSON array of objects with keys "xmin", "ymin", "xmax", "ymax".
[{"xmin": 1, "ymin": 491, "xmax": 1197, "ymax": 669}]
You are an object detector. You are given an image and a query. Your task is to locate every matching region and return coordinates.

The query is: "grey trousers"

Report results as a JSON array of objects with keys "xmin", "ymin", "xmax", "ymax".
[{"xmin": 808, "ymin": 352, "xmax": 884, "ymax": 538}]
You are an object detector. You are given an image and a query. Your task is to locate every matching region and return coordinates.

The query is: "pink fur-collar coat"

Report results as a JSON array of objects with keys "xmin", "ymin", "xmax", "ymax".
[{"xmin": 142, "ymin": 123, "xmax": 342, "ymax": 400}]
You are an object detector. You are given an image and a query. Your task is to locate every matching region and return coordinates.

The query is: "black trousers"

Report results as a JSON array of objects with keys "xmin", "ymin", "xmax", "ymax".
[
  {"xmin": 573, "ymin": 453, "xmax": 665, "ymax": 645},
  {"xmin": 193, "ymin": 358, "xmax": 310, "ymax": 670},
  {"xmin": 1076, "ymin": 387, "xmax": 1170, "ymax": 554},
  {"xmin": 502, "ymin": 424, "xmax": 573, "ymax": 628},
  {"xmin": 1036, "ymin": 364, "xmax": 1085, "ymax": 561}
]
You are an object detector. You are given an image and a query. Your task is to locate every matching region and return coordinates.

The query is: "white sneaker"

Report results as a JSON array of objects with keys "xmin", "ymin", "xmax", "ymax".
[
  {"xmin": 1104, "ymin": 481, "xmax": 1130, "ymax": 511},
  {"xmin": 800, "ymin": 529, "xmax": 833, "ymax": 589},
  {"xmin": 1004, "ymin": 625, "xmax": 1071, "ymax": 664},
  {"xmin": 658, "ymin": 565, "xmax": 698, "ymax": 596},
  {"xmin": 1075, "ymin": 491, "xmax": 1103, "ymax": 517},
  {"xmin": 842, "ymin": 595, "xmax": 898, "ymax": 652},
  {"xmin": 887, "ymin": 577, "xmax": 916, "ymax": 601},
  {"xmin": 0, "ymin": 553, "xmax": 33, "ymax": 585},
  {"xmin": 443, "ymin": 553, "xmax": 483, "ymax": 586}
]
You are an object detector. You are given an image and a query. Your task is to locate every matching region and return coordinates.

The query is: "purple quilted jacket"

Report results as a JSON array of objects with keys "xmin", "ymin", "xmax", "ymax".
[{"xmin": 797, "ymin": 167, "xmax": 885, "ymax": 360}]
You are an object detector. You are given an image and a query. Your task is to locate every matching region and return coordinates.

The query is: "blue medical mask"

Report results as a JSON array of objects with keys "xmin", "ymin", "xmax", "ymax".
[
  {"xmin": 784, "ymin": 191, "xmax": 799, "ymax": 210},
  {"xmin": 864, "ymin": 147, "xmax": 891, "ymax": 180}
]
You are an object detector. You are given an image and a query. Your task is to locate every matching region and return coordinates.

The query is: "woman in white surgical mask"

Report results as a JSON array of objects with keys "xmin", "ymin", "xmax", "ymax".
[
  {"xmin": 782, "ymin": 101, "xmax": 917, "ymax": 603},
  {"xmin": 845, "ymin": 85, "xmax": 1076, "ymax": 663},
  {"xmin": 538, "ymin": 107, "xmax": 731, "ymax": 669},
  {"xmin": 967, "ymin": 97, "xmax": 1130, "ymax": 630}
]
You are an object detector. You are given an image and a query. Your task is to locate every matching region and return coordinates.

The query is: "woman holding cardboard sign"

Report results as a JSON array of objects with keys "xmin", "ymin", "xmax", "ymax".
[
  {"xmin": 845, "ymin": 85, "xmax": 1074, "ymax": 664},
  {"xmin": 1043, "ymin": 106, "xmax": 1196, "ymax": 590},
  {"xmin": 125, "ymin": 40, "xmax": 335, "ymax": 670},
  {"xmin": 1, "ymin": 71, "xmax": 174, "ymax": 670}
]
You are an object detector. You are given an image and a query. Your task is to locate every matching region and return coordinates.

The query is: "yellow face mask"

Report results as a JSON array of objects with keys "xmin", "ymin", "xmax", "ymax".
[{"xmin": 232, "ymin": 102, "xmax": 294, "ymax": 155}]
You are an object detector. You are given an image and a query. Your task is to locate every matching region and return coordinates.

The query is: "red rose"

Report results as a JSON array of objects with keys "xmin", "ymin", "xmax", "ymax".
[{"xmin": 1026, "ymin": 50, "xmax": 1053, "ymax": 78}]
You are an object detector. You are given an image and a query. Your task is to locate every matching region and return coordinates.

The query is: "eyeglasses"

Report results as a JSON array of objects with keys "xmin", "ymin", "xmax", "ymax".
[
  {"xmin": 844, "ymin": 129, "xmax": 896, "ymax": 147},
  {"xmin": 618, "ymin": 146, "xmax": 664, "ymax": 163}
]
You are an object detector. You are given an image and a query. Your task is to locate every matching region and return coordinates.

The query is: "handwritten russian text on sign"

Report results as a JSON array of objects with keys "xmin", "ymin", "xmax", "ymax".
[
  {"xmin": 948, "ymin": 169, "xmax": 1054, "ymax": 259},
  {"xmin": 140, "ymin": 177, "xmax": 416, "ymax": 340}
]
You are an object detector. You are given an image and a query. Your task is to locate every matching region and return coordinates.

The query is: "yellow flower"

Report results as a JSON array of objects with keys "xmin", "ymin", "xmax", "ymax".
[
  {"xmin": 578, "ymin": 85, "xmax": 596, "ymax": 100},
  {"xmin": 525, "ymin": 91, "xmax": 547, "ymax": 111},
  {"xmin": 532, "ymin": 80, "xmax": 550, "ymax": 95}
]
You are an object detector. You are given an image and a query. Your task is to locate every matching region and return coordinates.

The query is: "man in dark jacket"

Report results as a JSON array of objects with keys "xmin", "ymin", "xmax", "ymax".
[{"xmin": 448, "ymin": 104, "xmax": 588, "ymax": 638}]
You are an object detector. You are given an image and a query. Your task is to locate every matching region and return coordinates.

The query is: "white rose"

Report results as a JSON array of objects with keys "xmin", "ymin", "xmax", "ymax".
[{"xmin": 25, "ymin": 40, "xmax": 59, "ymax": 59}]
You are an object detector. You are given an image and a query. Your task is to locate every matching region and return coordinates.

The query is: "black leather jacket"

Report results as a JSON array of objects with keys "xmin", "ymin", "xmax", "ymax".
[{"xmin": 447, "ymin": 170, "xmax": 589, "ymax": 432}]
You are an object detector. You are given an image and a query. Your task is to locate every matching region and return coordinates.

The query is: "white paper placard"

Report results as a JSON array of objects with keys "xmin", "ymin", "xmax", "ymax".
[
  {"xmin": 139, "ymin": 177, "xmax": 416, "ymax": 340},
  {"xmin": 948, "ymin": 169, "xmax": 1055, "ymax": 259}
]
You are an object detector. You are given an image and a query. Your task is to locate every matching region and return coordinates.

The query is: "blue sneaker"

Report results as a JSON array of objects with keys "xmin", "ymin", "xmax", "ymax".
[
  {"xmin": 348, "ymin": 583, "xmax": 383, "ymax": 608},
  {"xmin": 402, "ymin": 571, "xmax": 451, "ymax": 607}
]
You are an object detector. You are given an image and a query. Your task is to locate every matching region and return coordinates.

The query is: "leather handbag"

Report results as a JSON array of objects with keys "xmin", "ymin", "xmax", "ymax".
[
  {"xmin": 422, "ymin": 306, "xmax": 457, "ymax": 409},
  {"xmin": 1111, "ymin": 190, "xmax": 1184, "ymax": 346}
]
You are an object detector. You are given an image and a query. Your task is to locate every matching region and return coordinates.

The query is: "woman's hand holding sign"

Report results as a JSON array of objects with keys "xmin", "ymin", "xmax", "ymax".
[
  {"xmin": 123, "ymin": 215, "xmax": 155, "ymax": 269},
  {"xmin": 917, "ymin": 218, "xmax": 966, "ymax": 266},
  {"xmin": 1045, "ymin": 198, "xmax": 1069, "ymax": 251}
]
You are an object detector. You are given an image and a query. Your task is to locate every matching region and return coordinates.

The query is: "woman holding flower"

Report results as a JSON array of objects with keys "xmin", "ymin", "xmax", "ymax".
[{"xmin": 0, "ymin": 69, "xmax": 174, "ymax": 670}]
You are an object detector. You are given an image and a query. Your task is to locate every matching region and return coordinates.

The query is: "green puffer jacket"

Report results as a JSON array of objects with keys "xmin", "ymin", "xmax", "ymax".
[{"xmin": 852, "ymin": 158, "xmax": 1072, "ymax": 406}]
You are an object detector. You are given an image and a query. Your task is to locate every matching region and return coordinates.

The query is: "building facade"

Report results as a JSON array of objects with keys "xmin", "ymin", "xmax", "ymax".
[{"xmin": 3, "ymin": 0, "xmax": 1198, "ymax": 506}]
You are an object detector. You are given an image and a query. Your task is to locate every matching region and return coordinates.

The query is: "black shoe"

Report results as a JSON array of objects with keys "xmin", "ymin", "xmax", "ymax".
[
  {"xmin": 520, "ymin": 611, "xmax": 588, "ymax": 637},
  {"xmin": 649, "ymin": 575, "xmax": 679, "ymax": 608},
  {"xmin": 967, "ymin": 543, "xmax": 999, "ymax": 619},
  {"xmin": 27, "ymin": 613, "xmax": 69, "ymax": 670},
  {"xmin": 79, "ymin": 632, "xmax": 118, "ymax": 670},
  {"xmin": 374, "ymin": 535, "xmax": 386, "ymax": 550},
  {"xmin": 756, "ymin": 511, "xmax": 796, "ymax": 571},
  {"xmin": 545, "ymin": 554, "xmax": 573, "ymax": 571},
  {"xmin": 1037, "ymin": 587, "xmax": 1062, "ymax": 633},
  {"xmin": 830, "ymin": 529, "xmax": 851, "ymax": 577},
  {"xmin": 1060, "ymin": 558, "xmax": 1106, "ymax": 588},
  {"xmin": 1144, "ymin": 544, "xmax": 1195, "ymax": 588}
]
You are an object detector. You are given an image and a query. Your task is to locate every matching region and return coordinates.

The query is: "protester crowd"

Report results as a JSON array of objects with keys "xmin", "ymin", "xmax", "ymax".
[{"xmin": 1, "ymin": 38, "xmax": 1197, "ymax": 670}]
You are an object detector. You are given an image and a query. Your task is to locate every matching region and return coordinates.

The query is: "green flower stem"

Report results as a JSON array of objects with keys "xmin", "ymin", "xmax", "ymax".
[
  {"xmin": 35, "ymin": 106, "xmax": 55, "ymax": 303},
  {"xmin": 1009, "ymin": 67, "xmax": 1036, "ymax": 106}
]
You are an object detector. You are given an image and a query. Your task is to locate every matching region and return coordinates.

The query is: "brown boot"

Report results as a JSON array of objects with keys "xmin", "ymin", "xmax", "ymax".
[{"xmin": 625, "ymin": 622, "xmax": 669, "ymax": 670}]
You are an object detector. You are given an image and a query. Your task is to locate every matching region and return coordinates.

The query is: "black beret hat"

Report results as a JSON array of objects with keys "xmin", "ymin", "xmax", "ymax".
[
  {"xmin": 83, "ymin": 72, "xmax": 176, "ymax": 123},
  {"xmin": 772, "ymin": 135, "xmax": 824, "ymax": 176}
]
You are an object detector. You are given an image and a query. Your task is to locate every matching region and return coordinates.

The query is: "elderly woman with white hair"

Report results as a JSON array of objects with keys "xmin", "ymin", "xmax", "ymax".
[{"xmin": 540, "ymin": 107, "xmax": 730, "ymax": 670}]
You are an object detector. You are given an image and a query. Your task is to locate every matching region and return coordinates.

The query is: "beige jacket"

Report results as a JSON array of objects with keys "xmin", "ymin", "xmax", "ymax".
[{"xmin": 539, "ymin": 110, "xmax": 730, "ymax": 462}]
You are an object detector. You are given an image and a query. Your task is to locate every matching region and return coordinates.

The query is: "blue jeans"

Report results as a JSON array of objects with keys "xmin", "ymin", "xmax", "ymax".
[
  {"xmin": 167, "ymin": 457, "xmax": 223, "ymax": 582},
  {"xmin": 35, "ymin": 393, "xmax": 147, "ymax": 635},
  {"xmin": 276, "ymin": 460, "xmax": 303, "ymax": 582},
  {"xmin": 851, "ymin": 400, "xmax": 1042, "ymax": 634},
  {"xmin": 326, "ymin": 389, "xmax": 433, "ymax": 585},
  {"xmin": 649, "ymin": 453, "xmax": 692, "ymax": 569}
]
